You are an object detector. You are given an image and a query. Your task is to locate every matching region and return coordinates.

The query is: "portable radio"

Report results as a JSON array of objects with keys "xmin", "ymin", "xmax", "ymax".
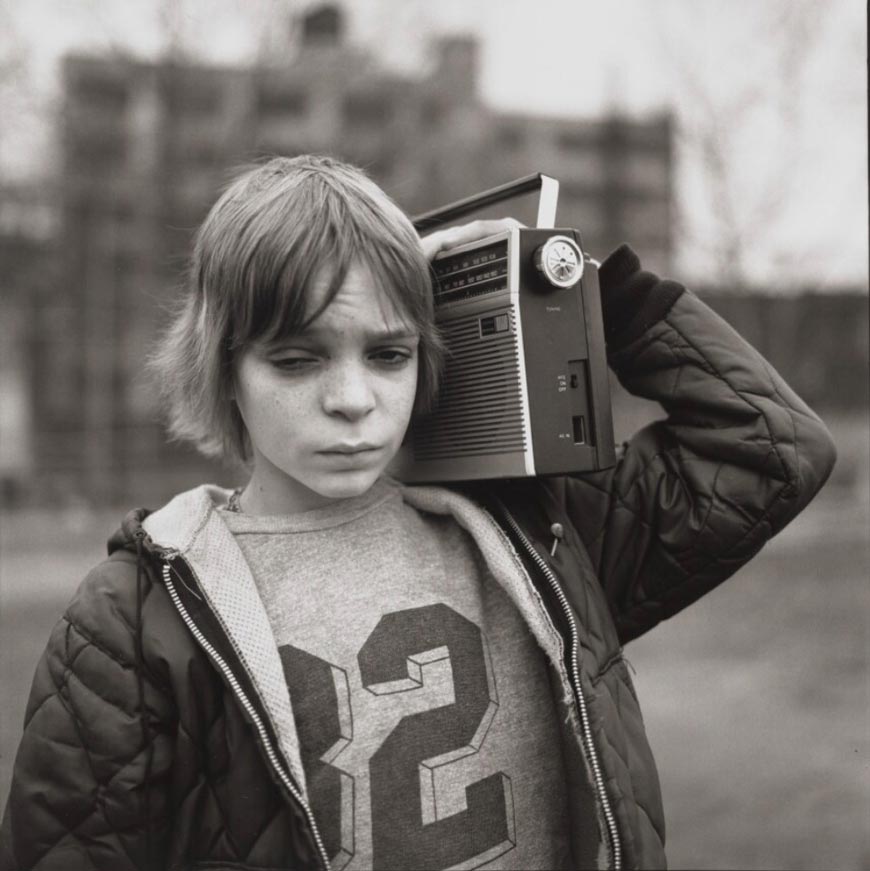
[{"xmin": 393, "ymin": 173, "xmax": 615, "ymax": 483}]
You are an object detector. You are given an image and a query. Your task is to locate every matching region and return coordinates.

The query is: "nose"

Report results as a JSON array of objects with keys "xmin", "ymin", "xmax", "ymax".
[{"xmin": 321, "ymin": 361, "xmax": 376, "ymax": 421}]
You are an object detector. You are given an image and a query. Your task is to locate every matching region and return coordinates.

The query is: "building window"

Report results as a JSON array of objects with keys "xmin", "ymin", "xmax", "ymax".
[
  {"xmin": 256, "ymin": 84, "xmax": 308, "ymax": 117},
  {"xmin": 71, "ymin": 74, "xmax": 128, "ymax": 113},
  {"xmin": 70, "ymin": 133, "xmax": 127, "ymax": 170},
  {"xmin": 556, "ymin": 129, "xmax": 596, "ymax": 152},
  {"xmin": 169, "ymin": 117, "xmax": 227, "ymax": 165},
  {"xmin": 560, "ymin": 155, "xmax": 606, "ymax": 191},
  {"xmin": 164, "ymin": 79, "xmax": 222, "ymax": 116},
  {"xmin": 343, "ymin": 93, "xmax": 393, "ymax": 126}
]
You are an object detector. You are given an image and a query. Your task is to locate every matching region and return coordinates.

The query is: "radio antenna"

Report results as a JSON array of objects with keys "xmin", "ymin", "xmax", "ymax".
[{"xmin": 412, "ymin": 173, "xmax": 559, "ymax": 233}]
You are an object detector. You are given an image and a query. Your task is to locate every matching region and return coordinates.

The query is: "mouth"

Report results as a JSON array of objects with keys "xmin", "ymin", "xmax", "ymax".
[{"xmin": 318, "ymin": 443, "xmax": 381, "ymax": 456}]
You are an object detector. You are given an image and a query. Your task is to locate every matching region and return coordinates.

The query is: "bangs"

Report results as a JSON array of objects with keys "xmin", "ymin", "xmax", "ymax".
[{"xmin": 223, "ymin": 167, "xmax": 434, "ymax": 351}]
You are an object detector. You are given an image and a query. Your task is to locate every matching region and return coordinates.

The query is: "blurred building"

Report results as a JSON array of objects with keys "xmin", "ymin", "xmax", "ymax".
[
  {"xmin": 0, "ymin": 185, "xmax": 59, "ymax": 504},
  {"xmin": 40, "ymin": 3, "xmax": 676, "ymax": 505}
]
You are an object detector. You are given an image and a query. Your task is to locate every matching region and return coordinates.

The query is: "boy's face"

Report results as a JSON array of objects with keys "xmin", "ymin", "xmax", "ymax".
[{"xmin": 233, "ymin": 260, "xmax": 420, "ymax": 514}]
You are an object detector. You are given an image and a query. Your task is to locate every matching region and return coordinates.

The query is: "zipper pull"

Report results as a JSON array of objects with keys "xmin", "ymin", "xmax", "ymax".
[
  {"xmin": 549, "ymin": 522, "xmax": 564, "ymax": 556},
  {"xmin": 164, "ymin": 556, "xmax": 203, "ymax": 600}
]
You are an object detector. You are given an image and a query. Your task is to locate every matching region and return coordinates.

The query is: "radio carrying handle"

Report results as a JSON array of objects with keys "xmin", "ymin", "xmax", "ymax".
[{"xmin": 412, "ymin": 173, "xmax": 559, "ymax": 233}]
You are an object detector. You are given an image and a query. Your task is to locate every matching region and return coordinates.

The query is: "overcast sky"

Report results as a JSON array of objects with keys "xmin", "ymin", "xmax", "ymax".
[{"xmin": 1, "ymin": 0, "xmax": 867, "ymax": 288}]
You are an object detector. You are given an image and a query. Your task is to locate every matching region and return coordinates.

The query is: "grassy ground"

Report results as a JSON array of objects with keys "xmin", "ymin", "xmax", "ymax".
[
  {"xmin": 2, "ymin": 413, "xmax": 868, "ymax": 869},
  {"xmin": 628, "ymin": 505, "xmax": 869, "ymax": 869}
]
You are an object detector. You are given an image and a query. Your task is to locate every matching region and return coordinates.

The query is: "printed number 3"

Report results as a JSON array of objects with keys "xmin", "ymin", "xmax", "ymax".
[{"xmin": 281, "ymin": 604, "xmax": 516, "ymax": 870}]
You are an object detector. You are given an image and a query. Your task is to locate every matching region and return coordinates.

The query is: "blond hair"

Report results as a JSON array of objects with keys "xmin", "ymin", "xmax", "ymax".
[{"xmin": 149, "ymin": 155, "xmax": 443, "ymax": 464}]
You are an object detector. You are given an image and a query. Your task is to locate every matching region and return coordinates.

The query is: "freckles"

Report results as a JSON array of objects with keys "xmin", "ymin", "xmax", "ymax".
[
  {"xmin": 383, "ymin": 373, "xmax": 418, "ymax": 415},
  {"xmin": 264, "ymin": 381, "xmax": 314, "ymax": 416}
]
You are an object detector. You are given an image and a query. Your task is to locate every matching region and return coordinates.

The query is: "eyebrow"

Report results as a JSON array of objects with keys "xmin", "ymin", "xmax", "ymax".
[
  {"xmin": 262, "ymin": 327, "xmax": 420, "ymax": 352},
  {"xmin": 293, "ymin": 326, "xmax": 420, "ymax": 342}
]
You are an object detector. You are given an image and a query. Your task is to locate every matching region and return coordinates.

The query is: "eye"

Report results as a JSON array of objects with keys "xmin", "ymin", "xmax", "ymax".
[
  {"xmin": 371, "ymin": 348, "xmax": 414, "ymax": 367},
  {"xmin": 271, "ymin": 355, "xmax": 319, "ymax": 372}
]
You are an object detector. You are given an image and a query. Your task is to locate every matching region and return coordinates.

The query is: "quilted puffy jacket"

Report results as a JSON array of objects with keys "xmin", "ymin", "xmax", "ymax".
[{"xmin": 0, "ymin": 247, "xmax": 836, "ymax": 870}]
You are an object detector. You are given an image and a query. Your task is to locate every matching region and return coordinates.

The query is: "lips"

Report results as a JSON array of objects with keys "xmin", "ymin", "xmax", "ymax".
[
  {"xmin": 316, "ymin": 444, "xmax": 383, "ymax": 470},
  {"xmin": 319, "ymin": 443, "xmax": 380, "ymax": 455}
]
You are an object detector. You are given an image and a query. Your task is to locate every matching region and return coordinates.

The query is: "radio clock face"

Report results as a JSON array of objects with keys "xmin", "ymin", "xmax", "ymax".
[{"xmin": 535, "ymin": 236, "xmax": 584, "ymax": 288}]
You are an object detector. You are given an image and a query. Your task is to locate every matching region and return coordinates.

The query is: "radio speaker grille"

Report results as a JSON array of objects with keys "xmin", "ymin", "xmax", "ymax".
[{"xmin": 411, "ymin": 308, "xmax": 526, "ymax": 460}]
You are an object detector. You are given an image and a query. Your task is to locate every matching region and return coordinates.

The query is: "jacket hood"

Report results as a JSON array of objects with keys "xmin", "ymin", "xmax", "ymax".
[
  {"xmin": 106, "ymin": 486, "xmax": 237, "ymax": 558},
  {"xmin": 107, "ymin": 506, "xmax": 153, "ymax": 556}
]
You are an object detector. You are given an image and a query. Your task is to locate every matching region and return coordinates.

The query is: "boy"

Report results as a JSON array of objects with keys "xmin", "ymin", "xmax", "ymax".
[{"xmin": 0, "ymin": 155, "xmax": 836, "ymax": 870}]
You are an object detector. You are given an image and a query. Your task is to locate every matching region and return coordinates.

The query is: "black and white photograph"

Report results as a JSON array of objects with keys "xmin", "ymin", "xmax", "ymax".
[{"xmin": 0, "ymin": 2, "xmax": 867, "ymax": 869}]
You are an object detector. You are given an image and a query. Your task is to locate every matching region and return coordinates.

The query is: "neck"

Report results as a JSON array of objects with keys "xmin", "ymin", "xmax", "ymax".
[{"xmin": 238, "ymin": 466, "xmax": 336, "ymax": 516}]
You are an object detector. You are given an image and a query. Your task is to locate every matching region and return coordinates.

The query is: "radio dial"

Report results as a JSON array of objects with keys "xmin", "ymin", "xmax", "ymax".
[{"xmin": 534, "ymin": 236, "xmax": 584, "ymax": 289}]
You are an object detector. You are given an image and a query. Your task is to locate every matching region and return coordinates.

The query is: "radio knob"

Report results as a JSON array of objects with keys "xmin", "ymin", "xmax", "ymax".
[{"xmin": 534, "ymin": 236, "xmax": 584, "ymax": 288}]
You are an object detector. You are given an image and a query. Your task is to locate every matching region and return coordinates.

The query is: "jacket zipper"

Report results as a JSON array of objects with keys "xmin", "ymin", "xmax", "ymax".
[
  {"xmin": 160, "ymin": 557, "xmax": 332, "ymax": 871},
  {"xmin": 496, "ymin": 506, "xmax": 622, "ymax": 871}
]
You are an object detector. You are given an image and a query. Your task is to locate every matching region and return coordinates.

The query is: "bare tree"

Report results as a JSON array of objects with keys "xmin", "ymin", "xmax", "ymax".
[
  {"xmin": 158, "ymin": 0, "xmax": 188, "ymax": 60},
  {"xmin": 650, "ymin": 0, "xmax": 842, "ymax": 290},
  {"xmin": 0, "ymin": 3, "xmax": 36, "ymax": 181}
]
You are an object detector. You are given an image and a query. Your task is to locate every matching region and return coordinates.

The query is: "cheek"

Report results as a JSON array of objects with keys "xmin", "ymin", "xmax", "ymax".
[
  {"xmin": 392, "ymin": 362, "xmax": 420, "ymax": 416},
  {"xmin": 235, "ymin": 373, "xmax": 311, "ymax": 439}
]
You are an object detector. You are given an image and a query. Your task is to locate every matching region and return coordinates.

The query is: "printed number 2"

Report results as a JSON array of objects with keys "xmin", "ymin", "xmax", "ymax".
[{"xmin": 280, "ymin": 604, "xmax": 516, "ymax": 870}]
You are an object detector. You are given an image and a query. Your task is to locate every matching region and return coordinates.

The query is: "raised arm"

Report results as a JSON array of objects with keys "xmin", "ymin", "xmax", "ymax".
[{"xmin": 559, "ymin": 246, "xmax": 837, "ymax": 643}]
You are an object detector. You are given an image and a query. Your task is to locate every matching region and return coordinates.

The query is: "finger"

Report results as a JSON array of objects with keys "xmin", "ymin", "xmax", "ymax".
[
  {"xmin": 444, "ymin": 218, "xmax": 523, "ymax": 248},
  {"xmin": 421, "ymin": 217, "xmax": 523, "ymax": 260}
]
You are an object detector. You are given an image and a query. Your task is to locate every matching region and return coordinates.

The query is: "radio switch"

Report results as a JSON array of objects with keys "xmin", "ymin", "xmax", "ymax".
[
  {"xmin": 534, "ymin": 236, "xmax": 584, "ymax": 288},
  {"xmin": 479, "ymin": 313, "xmax": 511, "ymax": 336}
]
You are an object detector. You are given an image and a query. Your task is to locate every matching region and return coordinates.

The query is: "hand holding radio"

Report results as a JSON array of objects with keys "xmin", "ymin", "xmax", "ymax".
[{"xmin": 420, "ymin": 218, "xmax": 523, "ymax": 261}]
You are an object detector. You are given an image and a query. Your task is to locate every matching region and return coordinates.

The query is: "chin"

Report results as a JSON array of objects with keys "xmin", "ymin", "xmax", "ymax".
[{"xmin": 311, "ymin": 469, "xmax": 382, "ymax": 500}]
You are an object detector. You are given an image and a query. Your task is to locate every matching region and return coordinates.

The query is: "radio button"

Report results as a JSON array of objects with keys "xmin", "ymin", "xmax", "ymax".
[{"xmin": 534, "ymin": 236, "xmax": 584, "ymax": 289}]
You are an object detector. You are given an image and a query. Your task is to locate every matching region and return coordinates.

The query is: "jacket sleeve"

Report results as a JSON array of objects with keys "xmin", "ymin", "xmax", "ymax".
[
  {"xmin": 561, "ymin": 246, "xmax": 837, "ymax": 644},
  {"xmin": 0, "ymin": 556, "xmax": 175, "ymax": 871}
]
